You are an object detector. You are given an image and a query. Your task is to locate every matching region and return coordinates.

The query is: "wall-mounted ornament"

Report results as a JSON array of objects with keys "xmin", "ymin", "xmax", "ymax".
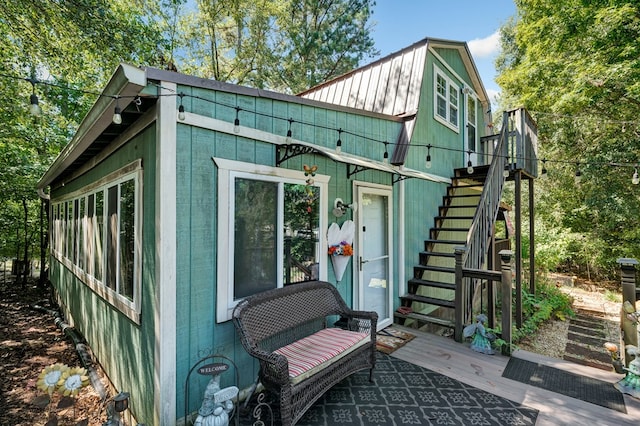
[{"xmin": 327, "ymin": 220, "xmax": 354, "ymax": 282}]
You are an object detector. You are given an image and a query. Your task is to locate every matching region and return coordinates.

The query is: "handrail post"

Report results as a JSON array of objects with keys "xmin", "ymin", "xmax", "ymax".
[
  {"xmin": 454, "ymin": 247, "xmax": 466, "ymax": 342},
  {"xmin": 618, "ymin": 258, "xmax": 638, "ymax": 366},
  {"xmin": 499, "ymin": 250, "xmax": 513, "ymax": 355}
]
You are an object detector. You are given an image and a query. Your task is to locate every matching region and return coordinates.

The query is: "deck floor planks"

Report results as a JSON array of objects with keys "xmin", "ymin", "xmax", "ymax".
[{"xmin": 390, "ymin": 325, "xmax": 640, "ymax": 426}]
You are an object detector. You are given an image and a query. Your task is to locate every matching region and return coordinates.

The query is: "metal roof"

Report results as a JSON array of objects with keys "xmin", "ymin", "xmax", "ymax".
[{"xmin": 298, "ymin": 37, "xmax": 489, "ymax": 115}]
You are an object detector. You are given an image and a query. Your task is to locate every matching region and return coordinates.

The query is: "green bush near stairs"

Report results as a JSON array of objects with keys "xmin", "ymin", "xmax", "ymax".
[{"xmin": 490, "ymin": 277, "xmax": 574, "ymax": 351}]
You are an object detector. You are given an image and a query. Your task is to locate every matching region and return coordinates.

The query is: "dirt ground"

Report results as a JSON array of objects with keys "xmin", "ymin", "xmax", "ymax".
[
  {"xmin": 0, "ymin": 279, "xmax": 107, "ymax": 426},
  {"xmin": 0, "ymin": 269, "xmax": 629, "ymax": 425}
]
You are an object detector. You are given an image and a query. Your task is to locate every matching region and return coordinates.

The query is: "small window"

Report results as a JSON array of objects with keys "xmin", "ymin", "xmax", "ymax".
[
  {"xmin": 467, "ymin": 95, "xmax": 477, "ymax": 152},
  {"xmin": 433, "ymin": 65, "xmax": 460, "ymax": 132}
]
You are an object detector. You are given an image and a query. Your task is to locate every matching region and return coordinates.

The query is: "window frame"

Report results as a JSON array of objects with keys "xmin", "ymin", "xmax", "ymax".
[
  {"xmin": 50, "ymin": 160, "xmax": 143, "ymax": 323},
  {"xmin": 466, "ymin": 93, "xmax": 478, "ymax": 153},
  {"xmin": 214, "ymin": 158, "xmax": 329, "ymax": 323},
  {"xmin": 433, "ymin": 64, "xmax": 460, "ymax": 132}
]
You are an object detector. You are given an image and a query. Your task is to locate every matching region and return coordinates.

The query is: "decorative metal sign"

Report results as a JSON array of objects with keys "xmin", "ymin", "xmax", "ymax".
[{"xmin": 197, "ymin": 363, "xmax": 229, "ymax": 376}]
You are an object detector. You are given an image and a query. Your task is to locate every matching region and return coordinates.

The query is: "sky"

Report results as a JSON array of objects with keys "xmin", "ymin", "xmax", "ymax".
[{"xmin": 369, "ymin": 0, "xmax": 516, "ymax": 105}]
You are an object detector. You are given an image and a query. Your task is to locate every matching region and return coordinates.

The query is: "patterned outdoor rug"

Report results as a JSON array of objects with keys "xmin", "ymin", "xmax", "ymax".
[
  {"xmin": 502, "ymin": 357, "xmax": 626, "ymax": 413},
  {"xmin": 376, "ymin": 326, "xmax": 415, "ymax": 354},
  {"xmin": 242, "ymin": 353, "xmax": 539, "ymax": 425}
]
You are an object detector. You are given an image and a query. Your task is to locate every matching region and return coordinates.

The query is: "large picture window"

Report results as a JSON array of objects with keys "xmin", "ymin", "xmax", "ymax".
[
  {"xmin": 50, "ymin": 160, "xmax": 142, "ymax": 322},
  {"xmin": 434, "ymin": 65, "xmax": 459, "ymax": 131},
  {"xmin": 215, "ymin": 158, "xmax": 328, "ymax": 322}
]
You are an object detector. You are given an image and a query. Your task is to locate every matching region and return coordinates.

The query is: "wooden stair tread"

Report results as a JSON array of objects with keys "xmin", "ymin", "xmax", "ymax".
[
  {"xmin": 393, "ymin": 311, "xmax": 455, "ymax": 328},
  {"xmin": 400, "ymin": 293, "xmax": 455, "ymax": 308},
  {"xmin": 414, "ymin": 264, "xmax": 455, "ymax": 274},
  {"xmin": 408, "ymin": 278, "xmax": 455, "ymax": 290}
]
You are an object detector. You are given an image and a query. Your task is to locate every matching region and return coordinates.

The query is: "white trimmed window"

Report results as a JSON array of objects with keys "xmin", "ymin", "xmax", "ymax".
[
  {"xmin": 434, "ymin": 65, "xmax": 459, "ymax": 131},
  {"xmin": 215, "ymin": 158, "xmax": 328, "ymax": 322},
  {"xmin": 50, "ymin": 160, "xmax": 143, "ymax": 323}
]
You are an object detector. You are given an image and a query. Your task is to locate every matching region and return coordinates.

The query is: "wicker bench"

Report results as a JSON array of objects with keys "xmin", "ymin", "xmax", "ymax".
[{"xmin": 232, "ymin": 280, "xmax": 377, "ymax": 426}]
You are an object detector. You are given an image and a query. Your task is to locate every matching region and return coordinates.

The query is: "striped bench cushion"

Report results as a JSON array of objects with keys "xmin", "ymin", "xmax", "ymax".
[{"xmin": 274, "ymin": 328, "xmax": 370, "ymax": 384}]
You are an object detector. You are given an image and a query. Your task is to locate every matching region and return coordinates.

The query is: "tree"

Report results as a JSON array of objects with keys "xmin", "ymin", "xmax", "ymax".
[
  {"xmin": 172, "ymin": 0, "xmax": 378, "ymax": 93},
  {"xmin": 496, "ymin": 0, "xmax": 640, "ymax": 276},
  {"xmin": 0, "ymin": 1, "xmax": 169, "ymax": 285}
]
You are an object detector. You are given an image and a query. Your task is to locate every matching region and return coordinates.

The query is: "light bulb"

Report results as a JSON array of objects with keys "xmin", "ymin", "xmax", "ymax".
[
  {"xmin": 503, "ymin": 169, "xmax": 510, "ymax": 178},
  {"xmin": 541, "ymin": 167, "xmax": 548, "ymax": 178},
  {"xmin": 467, "ymin": 160, "xmax": 474, "ymax": 174},
  {"xmin": 112, "ymin": 106, "xmax": 122, "ymax": 125},
  {"xmin": 383, "ymin": 149, "xmax": 389, "ymax": 164},
  {"xmin": 425, "ymin": 154, "xmax": 432, "ymax": 169},
  {"xmin": 574, "ymin": 169, "xmax": 582, "ymax": 184},
  {"xmin": 233, "ymin": 117, "xmax": 240, "ymax": 133},
  {"xmin": 29, "ymin": 93, "xmax": 41, "ymax": 116},
  {"xmin": 286, "ymin": 129, "xmax": 292, "ymax": 144},
  {"xmin": 178, "ymin": 104, "xmax": 185, "ymax": 121},
  {"xmin": 632, "ymin": 169, "xmax": 639, "ymax": 185},
  {"xmin": 336, "ymin": 139, "xmax": 342, "ymax": 154}
]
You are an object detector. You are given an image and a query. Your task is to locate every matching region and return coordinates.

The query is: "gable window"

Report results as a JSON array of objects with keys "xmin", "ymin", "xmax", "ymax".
[
  {"xmin": 434, "ymin": 65, "xmax": 459, "ymax": 131},
  {"xmin": 50, "ymin": 160, "xmax": 142, "ymax": 323},
  {"xmin": 215, "ymin": 158, "xmax": 328, "ymax": 322}
]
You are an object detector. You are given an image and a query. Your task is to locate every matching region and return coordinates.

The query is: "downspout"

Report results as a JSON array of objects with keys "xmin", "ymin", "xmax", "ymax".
[{"xmin": 30, "ymin": 302, "xmax": 108, "ymax": 401}]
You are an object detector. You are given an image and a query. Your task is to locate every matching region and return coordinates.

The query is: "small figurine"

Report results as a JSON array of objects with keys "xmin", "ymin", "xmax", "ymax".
[
  {"xmin": 194, "ymin": 375, "xmax": 238, "ymax": 426},
  {"xmin": 463, "ymin": 314, "xmax": 496, "ymax": 355}
]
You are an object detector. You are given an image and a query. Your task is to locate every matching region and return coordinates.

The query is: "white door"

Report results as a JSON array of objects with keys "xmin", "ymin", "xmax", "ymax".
[
  {"xmin": 465, "ymin": 93, "xmax": 478, "ymax": 166},
  {"xmin": 355, "ymin": 184, "xmax": 393, "ymax": 330}
]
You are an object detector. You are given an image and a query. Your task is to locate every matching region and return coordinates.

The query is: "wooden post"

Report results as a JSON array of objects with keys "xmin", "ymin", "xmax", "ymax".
[
  {"xmin": 529, "ymin": 178, "xmax": 535, "ymax": 294},
  {"xmin": 500, "ymin": 250, "xmax": 513, "ymax": 355},
  {"xmin": 618, "ymin": 258, "xmax": 638, "ymax": 366},
  {"xmin": 515, "ymin": 171, "xmax": 522, "ymax": 328},
  {"xmin": 454, "ymin": 247, "xmax": 466, "ymax": 343}
]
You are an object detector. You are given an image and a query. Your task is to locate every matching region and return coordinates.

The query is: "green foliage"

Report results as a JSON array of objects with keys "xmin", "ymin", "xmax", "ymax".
[
  {"xmin": 172, "ymin": 0, "xmax": 378, "ymax": 93},
  {"xmin": 496, "ymin": 1, "xmax": 640, "ymax": 279},
  {"xmin": 514, "ymin": 277, "xmax": 574, "ymax": 342}
]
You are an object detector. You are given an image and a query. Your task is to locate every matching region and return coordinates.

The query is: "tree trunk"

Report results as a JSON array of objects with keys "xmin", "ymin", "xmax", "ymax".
[
  {"xmin": 21, "ymin": 198, "xmax": 29, "ymax": 288},
  {"xmin": 38, "ymin": 198, "xmax": 49, "ymax": 288}
]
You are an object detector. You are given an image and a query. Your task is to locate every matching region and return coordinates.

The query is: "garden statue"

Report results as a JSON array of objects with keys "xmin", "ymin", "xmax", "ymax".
[
  {"xmin": 614, "ymin": 301, "xmax": 640, "ymax": 398},
  {"xmin": 463, "ymin": 314, "xmax": 496, "ymax": 355},
  {"xmin": 194, "ymin": 374, "xmax": 238, "ymax": 426}
]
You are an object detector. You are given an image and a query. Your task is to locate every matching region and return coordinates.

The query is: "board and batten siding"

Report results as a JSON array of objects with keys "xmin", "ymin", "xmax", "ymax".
[
  {"xmin": 49, "ymin": 124, "xmax": 158, "ymax": 424},
  {"xmin": 174, "ymin": 84, "xmax": 402, "ymax": 419}
]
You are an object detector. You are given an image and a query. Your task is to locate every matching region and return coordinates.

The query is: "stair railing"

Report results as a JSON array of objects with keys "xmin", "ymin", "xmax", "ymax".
[
  {"xmin": 454, "ymin": 110, "xmax": 511, "ymax": 339},
  {"xmin": 454, "ymin": 108, "xmax": 538, "ymax": 340}
]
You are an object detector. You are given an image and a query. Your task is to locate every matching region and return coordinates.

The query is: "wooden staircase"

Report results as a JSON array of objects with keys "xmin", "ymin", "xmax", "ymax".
[{"xmin": 396, "ymin": 165, "xmax": 491, "ymax": 331}]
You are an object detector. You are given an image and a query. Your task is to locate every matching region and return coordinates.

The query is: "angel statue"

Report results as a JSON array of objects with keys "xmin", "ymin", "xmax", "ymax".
[{"xmin": 463, "ymin": 314, "xmax": 496, "ymax": 355}]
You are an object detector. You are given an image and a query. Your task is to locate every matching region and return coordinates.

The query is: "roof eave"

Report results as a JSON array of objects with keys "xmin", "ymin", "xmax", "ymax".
[{"xmin": 37, "ymin": 63, "xmax": 147, "ymax": 192}]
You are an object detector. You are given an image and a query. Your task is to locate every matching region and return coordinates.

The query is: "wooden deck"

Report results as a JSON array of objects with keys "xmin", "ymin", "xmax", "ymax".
[{"xmin": 391, "ymin": 326, "xmax": 640, "ymax": 426}]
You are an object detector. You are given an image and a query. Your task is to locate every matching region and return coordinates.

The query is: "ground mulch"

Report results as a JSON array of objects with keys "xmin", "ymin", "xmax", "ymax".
[{"xmin": 1, "ymin": 279, "xmax": 107, "ymax": 426}]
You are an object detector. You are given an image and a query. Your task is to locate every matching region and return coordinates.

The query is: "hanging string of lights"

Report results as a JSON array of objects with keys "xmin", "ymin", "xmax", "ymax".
[{"xmin": 2, "ymin": 71, "xmax": 639, "ymax": 184}]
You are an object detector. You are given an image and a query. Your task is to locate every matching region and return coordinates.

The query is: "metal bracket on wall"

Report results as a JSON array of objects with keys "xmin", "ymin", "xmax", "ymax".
[
  {"xmin": 392, "ymin": 174, "xmax": 413, "ymax": 184},
  {"xmin": 346, "ymin": 163, "xmax": 369, "ymax": 179},
  {"xmin": 276, "ymin": 144, "xmax": 322, "ymax": 166}
]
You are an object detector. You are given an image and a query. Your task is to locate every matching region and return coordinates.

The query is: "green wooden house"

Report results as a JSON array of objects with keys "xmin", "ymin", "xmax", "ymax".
[{"xmin": 37, "ymin": 37, "xmax": 536, "ymax": 425}]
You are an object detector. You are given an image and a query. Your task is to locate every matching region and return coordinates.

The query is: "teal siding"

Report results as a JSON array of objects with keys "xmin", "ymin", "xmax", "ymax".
[
  {"xmin": 49, "ymin": 125, "xmax": 157, "ymax": 423},
  {"xmin": 175, "ymin": 85, "xmax": 402, "ymax": 418}
]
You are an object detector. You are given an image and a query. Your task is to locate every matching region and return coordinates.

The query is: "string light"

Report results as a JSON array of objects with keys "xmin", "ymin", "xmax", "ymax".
[
  {"xmin": 27, "ymin": 78, "xmax": 41, "ymax": 116},
  {"xmin": 383, "ymin": 142, "xmax": 389, "ymax": 164},
  {"xmin": 633, "ymin": 168, "xmax": 639, "ymax": 185},
  {"xmin": 177, "ymin": 93, "xmax": 185, "ymax": 121},
  {"xmin": 466, "ymin": 150, "xmax": 474, "ymax": 174},
  {"xmin": 3, "ymin": 71, "xmax": 640, "ymax": 187},
  {"xmin": 286, "ymin": 118, "xmax": 293, "ymax": 144},
  {"xmin": 233, "ymin": 107, "xmax": 241, "ymax": 133},
  {"xmin": 112, "ymin": 96, "xmax": 122, "ymax": 125},
  {"xmin": 574, "ymin": 164, "xmax": 582, "ymax": 184},
  {"xmin": 425, "ymin": 144, "xmax": 432, "ymax": 169},
  {"xmin": 503, "ymin": 159, "xmax": 510, "ymax": 178}
]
